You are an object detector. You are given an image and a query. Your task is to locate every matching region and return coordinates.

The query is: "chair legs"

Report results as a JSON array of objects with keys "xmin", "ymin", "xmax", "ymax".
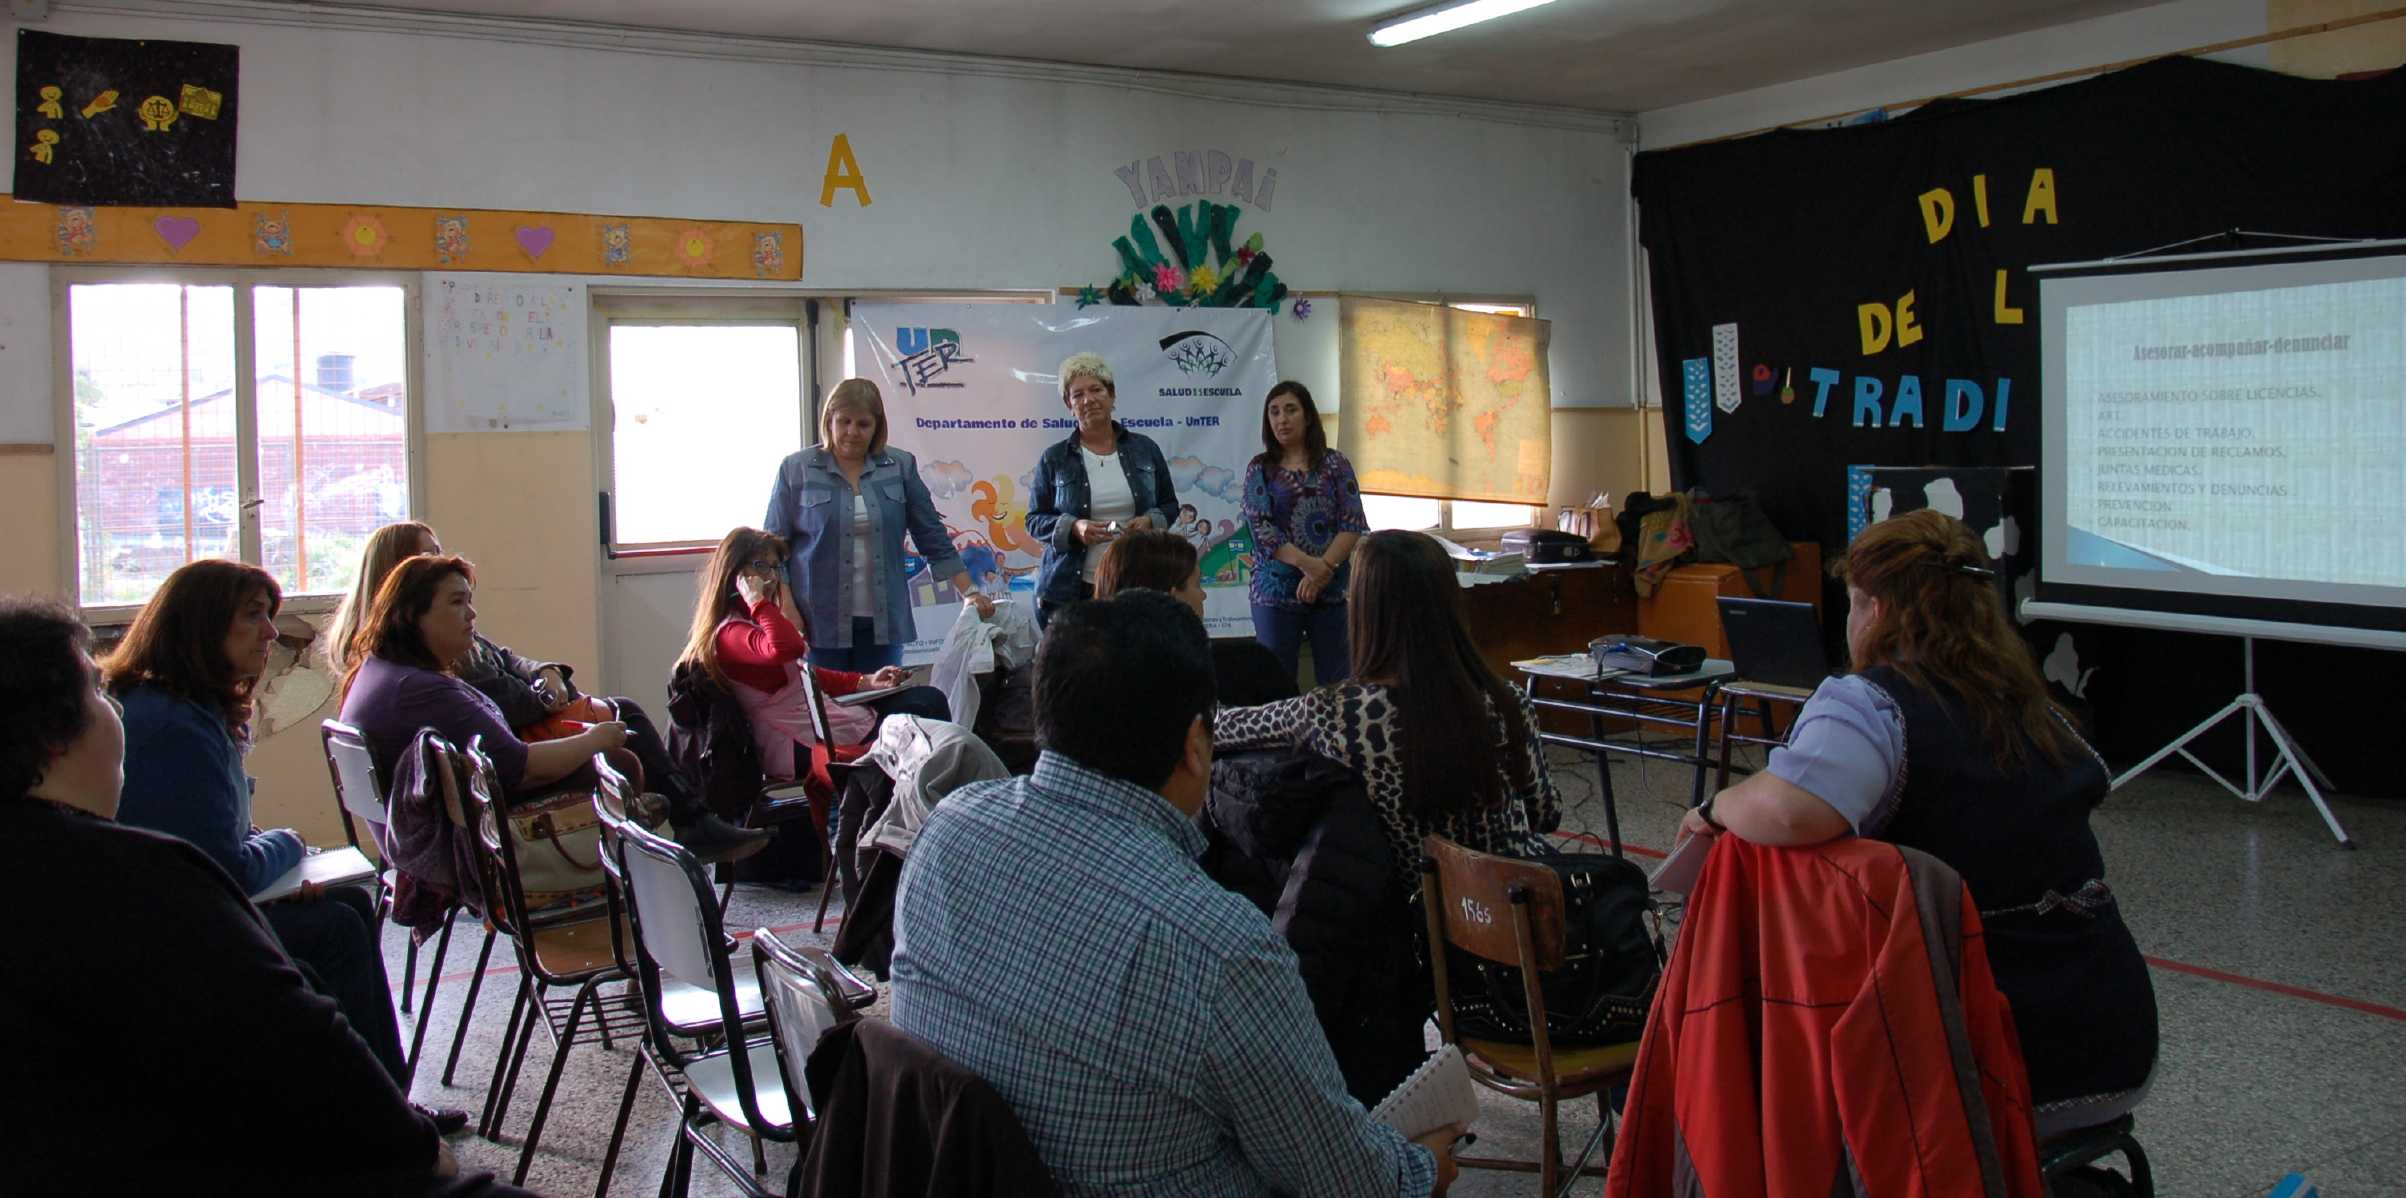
[
  {"xmin": 443, "ymin": 927, "xmax": 500, "ymax": 1085},
  {"xmin": 402, "ymin": 911, "xmax": 459, "ymax": 1084},
  {"xmin": 812, "ymin": 877, "xmax": 836, "ymax": 933},
  {"xmin": 481, "ymin": 979, "xmax": 531, "ymax": 1137},
  {"xmin": 400, "ymin": 923, "xmax": 422, "ymax": 1014},
  {"xmin": 514, "ymin": 978, "xmax": 600, "ymax": 1185},
  {"xmin": 597, "ymin": 1052, "xmax": 646, "ymax": 1198}
]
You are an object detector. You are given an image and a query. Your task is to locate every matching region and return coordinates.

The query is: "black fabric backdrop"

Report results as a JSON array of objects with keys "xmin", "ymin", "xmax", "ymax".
[
  {"xmin": 14, "ymin": 30, "xmax": 239, "ymax": 207},
  {"xmin": 1633, "ymin": 57, "xmax": 2406, "ymax": 798}
]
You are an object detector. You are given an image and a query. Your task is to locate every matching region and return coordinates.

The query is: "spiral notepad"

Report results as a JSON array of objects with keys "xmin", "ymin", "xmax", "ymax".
[{"xmin": 1368, "ymin": 1044, "xmax": 1480, "ymax": 1138}]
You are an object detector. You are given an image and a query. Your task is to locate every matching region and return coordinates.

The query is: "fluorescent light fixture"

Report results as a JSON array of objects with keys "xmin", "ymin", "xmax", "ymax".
[{"xmin": 1369, "ymin": 0, "xmax": 1560, "ymax": 47}]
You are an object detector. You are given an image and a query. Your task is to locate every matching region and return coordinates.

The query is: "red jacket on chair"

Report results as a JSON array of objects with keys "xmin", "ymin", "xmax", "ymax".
[{"xmin": 1606, "ymin": 836, "xmax": 2043, "ymax": 1198}]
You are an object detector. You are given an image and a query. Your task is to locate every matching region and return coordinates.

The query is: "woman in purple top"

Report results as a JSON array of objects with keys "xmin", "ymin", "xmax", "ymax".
[
  {"xmin": 1241, "ymin": 381, "xmax": 1370, "ymax": 684},
  {"xmin": 336, "ymin": 554, "xmax": 627, "ymax": 798}
]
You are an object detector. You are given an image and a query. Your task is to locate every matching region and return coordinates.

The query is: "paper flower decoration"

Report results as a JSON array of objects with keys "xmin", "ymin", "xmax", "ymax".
[
  {"xmin": 1189, "ymin": 263, "xmax": 1220, "ymax": 295},
  {"xmin": 1235, "ymin": 246, "xmax": 1257, "ymax": 265},
  {"xmin": 341, "ymin": 213, "xmax": 388, "ymax": 259},
  {"xmin": 674, "ymin": 226, "xmax": 716, "ymax": 268},
  {"xmin": 1076, "ymin": 285, "xmax": 1102, "ymax": 309},
  {"xmin": 1292, "ymin": 298, "xmax": 1314, "ymax": 320},
  {"xmin": 1152, "ymin": 262, "xmax": 1185, "ymax": 294},
  {"xmin": 1135, "ymin": 281, "xmax": 1157, "ymax": 302}
]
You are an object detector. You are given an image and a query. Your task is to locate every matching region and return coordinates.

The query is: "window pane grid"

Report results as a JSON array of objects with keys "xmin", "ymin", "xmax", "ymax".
[{"xmin": 70, "ymin": 279, "xmax": 411, "ymax": 609}]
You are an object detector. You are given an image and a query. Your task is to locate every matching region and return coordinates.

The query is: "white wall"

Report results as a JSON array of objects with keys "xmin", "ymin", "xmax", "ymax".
[
  {"xmin": 1638, "ymin": 0, "xmax": 2270, "ymax": 148},
  {"xmin": 0, "ymin": 3, "xmax": 1638, "ymax": 411}
]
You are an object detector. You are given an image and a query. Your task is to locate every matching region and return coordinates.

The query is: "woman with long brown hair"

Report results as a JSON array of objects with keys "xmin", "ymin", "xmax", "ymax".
[
  {"xmin": 332, "ymin": 522, "xmax": 764, "ymax": 859},
  {"xmin": 1213, "ymin": 529, "xmax": 1560, "ymax": 891},
  {"xmin": 108, "ymin": 560, "xmax": 448, "ymax": 1122},
  {"xmin": 1241, "ymin": 380, "xmax": 1368, "ymax": 685},
  {"xmin": 335, "ymin": 554, "xmax": 627, "ymax": 799},
  {"xmin": 324, "ymin": 519, "xmax": 438, "ymax": 671},
  {"xmin": 1093, "ymin": 529, "xmax": 1295, "ymax": 708},
  {"xmin": 675, "ymin": 527, "xmax": 947, "ymax": 785},
  {"xmin": 1679, "ymin": 509, "xmax": 2156, "ymax": 1135}
]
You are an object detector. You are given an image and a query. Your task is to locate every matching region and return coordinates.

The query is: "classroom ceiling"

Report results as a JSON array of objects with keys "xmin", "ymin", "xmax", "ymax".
[{"xmin": 269, "ymin": 0, "xmax": 2163, "ymax": 113}]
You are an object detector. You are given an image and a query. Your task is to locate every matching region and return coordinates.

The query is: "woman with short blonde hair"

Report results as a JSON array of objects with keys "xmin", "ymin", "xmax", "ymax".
[
  {"xmin": 1023, "ymin": 353, "xmax": 1180, "ymax": 627},
  {"xmin": 766, "ymin": 377, "xmax": 992, "ymax": 672}
]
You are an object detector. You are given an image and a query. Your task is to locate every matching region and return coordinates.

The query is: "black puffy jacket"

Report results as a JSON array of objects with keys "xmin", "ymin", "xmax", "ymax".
[{"xmin": 1201, "ymin": 749, "xmax": 1428, "ymax": 1104}]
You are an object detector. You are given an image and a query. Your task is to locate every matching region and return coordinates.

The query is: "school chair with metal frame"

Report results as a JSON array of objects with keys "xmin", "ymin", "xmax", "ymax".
[
  {"xmin": 607, "ymin": 813, "xmax": 798, "ymax": 1198},
  {"xmin": 591, "ymin": 765, "xmax": 857, "ymax": 1196},
  {"xmin": 1420, "ymin": 835, "xmax": 1643, "ymax": 1197},
  {"xmin": 320, "ymin": 718, "xmax": 493, "ymax": 1085},
  {"xmin": 748, "ymin": 929, "xmax": 869, "ymax": 1197},
  {"xmin": 446, "ymin": 734, "xmax": 646, "ymax": 1187}
]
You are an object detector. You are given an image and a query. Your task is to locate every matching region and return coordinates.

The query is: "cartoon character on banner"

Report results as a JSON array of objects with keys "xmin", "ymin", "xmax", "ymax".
[
  {"xmin": 968, "ymin": 476, "xmax": 1047, "ymax": 586},
  {"xmin": 598, "ymin": 223, "xmax": 632, "ymax": 267},
  {"xmin": 253, "ymin": 210, "xmax": 294, "ymax": 257},
  {"xmin": 434, "ymin": 215, "xmax": 471, "ymax": 265},
  {"xmin": 751, "ymin": 232, "xmax": 784, "ymax": 278},
  {"xmin": 55, "ymin": 207, "xmax": 96, "ymax": 256}
]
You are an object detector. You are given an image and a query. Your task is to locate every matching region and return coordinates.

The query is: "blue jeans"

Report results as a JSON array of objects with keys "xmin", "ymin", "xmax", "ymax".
[
  {"xmin": 1252, "ymin": 601, "xmax": 1351, "ymax": 686},
  {"xmin": 808, "ymin": 616, "xmax": 905, "ymax": 672}
]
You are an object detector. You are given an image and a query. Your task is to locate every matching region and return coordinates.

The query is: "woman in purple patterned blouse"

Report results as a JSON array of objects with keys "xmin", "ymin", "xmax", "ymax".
[{"xmin": 1241, "ymin": 381, "xmax": 1370, "ymax": 684}]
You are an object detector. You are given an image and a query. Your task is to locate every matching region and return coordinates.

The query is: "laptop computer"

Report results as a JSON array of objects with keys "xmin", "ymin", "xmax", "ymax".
[{"xmin": 1715, "ymin": 596, "xmax": 1836, "ymax": 690}]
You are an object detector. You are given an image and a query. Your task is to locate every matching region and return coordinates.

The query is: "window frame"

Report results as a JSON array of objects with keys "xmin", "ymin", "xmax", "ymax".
[
  {"xmin": 590, "ymin": 290, "xmax": 815, "ymax": 559},
  {"xmin": 52, "ymin": 264, "xmax": 426, "ymax": 623}
]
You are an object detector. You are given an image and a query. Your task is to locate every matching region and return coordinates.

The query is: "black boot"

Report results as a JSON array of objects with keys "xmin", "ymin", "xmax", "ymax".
[{"xmin": 671, "ymin": 810, "xmax": 773, "ymax": 865}]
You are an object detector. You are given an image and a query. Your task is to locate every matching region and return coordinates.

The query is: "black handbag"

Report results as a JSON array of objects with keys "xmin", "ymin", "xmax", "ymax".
[{"xmin": 1446, "ymin": 850, "xmax": 1661, "ymax": 1048}]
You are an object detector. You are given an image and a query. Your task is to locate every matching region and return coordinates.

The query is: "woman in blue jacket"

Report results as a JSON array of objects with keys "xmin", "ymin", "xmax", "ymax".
[
  {"xmin": 1024, "ymin": 352, "xmax": 1180, "ymax": 628},
  {"xmin": 107, "ymin": 559, "xmax": 437, "ymax": 1120},
  {"xmin": 766, "ymin": 378, "xmax": 994, "ymax": 672}
]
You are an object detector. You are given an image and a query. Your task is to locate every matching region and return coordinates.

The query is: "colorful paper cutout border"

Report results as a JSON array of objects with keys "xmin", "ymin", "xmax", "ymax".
[{"xmin": 0, "ymin": 194, "xmax": 803, "ymax": 280}]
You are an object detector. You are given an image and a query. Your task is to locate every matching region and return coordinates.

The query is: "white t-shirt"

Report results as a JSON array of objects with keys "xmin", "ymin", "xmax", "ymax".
[
  {"xmin": 1081, "ymin": 446, "xmax": 1136, "ymax": 581},
  {"xmin": 849, "ymin": 491, "xmax": 875, "ymax": 618}
]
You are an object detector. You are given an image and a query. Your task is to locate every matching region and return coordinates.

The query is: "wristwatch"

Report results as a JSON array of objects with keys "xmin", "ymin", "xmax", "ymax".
[{"xmin": 1697, "ymin": 796, "xmax": 1725, "ymax": 831}]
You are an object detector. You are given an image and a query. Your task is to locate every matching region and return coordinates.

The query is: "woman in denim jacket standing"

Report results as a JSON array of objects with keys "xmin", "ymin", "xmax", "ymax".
[
  {"xmin": 766, "ymin": 379, "xmax": 995, "ymax": 672},
  {"xmin": 1024, "ymin": 352, "xmax": 1180, "ymax": 628}
]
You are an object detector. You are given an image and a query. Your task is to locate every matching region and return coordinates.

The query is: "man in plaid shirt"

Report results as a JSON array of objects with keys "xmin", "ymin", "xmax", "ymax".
[{"xmin": 892, "ymin": 590, "xmax": 1460, "ymax": 1195}]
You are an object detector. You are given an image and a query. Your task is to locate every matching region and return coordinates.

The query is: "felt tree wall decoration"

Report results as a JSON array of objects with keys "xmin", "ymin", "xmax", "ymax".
[{"xmin": 1094, "ymin": 199, "xmax": 1289, "ymax": 311}]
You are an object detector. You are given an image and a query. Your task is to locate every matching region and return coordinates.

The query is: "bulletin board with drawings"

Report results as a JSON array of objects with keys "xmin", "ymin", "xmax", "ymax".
[{"xmin": 426, "ymin": 274, "xmax": 587, "ymax": 433}]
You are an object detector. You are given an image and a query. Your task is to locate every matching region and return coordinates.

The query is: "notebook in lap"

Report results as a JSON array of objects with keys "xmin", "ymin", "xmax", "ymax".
[{"xmin": 1715, "ymin": 597, "xmax": 1835, "ymax": 691}]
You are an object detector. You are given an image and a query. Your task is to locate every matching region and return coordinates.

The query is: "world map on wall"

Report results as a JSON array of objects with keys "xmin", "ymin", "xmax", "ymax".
[{"xmin": 1338, "ymin": 297, "xmax": 1552, "ymax": 504}]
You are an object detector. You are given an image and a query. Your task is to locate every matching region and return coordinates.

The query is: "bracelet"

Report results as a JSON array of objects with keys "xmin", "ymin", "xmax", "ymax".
[{"xmin": 1697, "ymin": 796, "xmax": 1725, "ymax": 831}]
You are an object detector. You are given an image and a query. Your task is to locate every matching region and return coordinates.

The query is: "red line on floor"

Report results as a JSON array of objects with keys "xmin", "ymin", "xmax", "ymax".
[
  {"xmin": 2143, "ymin": 955, "xmax": 2406, "ymax": 1023},
  {"xmin": 1553, "ymin": 830, "xmax": 1668, "ymax": 859}
]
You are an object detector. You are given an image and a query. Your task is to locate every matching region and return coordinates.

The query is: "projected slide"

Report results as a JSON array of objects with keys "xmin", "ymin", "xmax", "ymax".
[{"xmin": 2058, "ymin": 273, "xmax": 2405, "ymax": 592}]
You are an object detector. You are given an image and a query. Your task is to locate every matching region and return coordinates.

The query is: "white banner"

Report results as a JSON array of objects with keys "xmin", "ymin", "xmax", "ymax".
[{"xmin": 853, "ymin": 304, "xmax": 1274, "ymax": 654}]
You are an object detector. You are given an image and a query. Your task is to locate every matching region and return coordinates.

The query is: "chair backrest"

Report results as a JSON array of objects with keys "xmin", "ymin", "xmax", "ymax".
[
  {"xmin": 319, "ymin": 719, "xmax": 387, "ymax": 853},
  {"xmin": 1423, "ymin": 835, "xmax": 1569, "ymax": 971},
  {"xmin": 793, "ymin": 662, "xmax": 839, "ymax": 752},
  {"xmin": 450, "ymin": 735, "xmax": 537, "ymax": 944},
  {"xmin": 1420, "ymin": 834, "xmax": 1570, "ymax": 1070},
  {"xmin": 590, "ymin": 754, "xmax": 641, "ymax": 971},
  {"xmin": 613, "ymin": 815, "xmax": 782, "ymax": 1130},
  {"xmin": 618, "ymin": 819, "xmax": 723, "ymax": 993},
  {"xmin": 751, "ymin": 928, "xmax": 860, "ymax": 1124}
]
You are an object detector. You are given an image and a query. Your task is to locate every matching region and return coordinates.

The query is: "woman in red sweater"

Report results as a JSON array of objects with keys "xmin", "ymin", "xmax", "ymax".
[{"xmin": 677, "ymin": 527, "xmax": 948, "ymax": 782}]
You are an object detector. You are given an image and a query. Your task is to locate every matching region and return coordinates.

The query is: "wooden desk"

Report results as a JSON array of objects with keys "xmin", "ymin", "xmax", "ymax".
[{"xmin": 1457, "ymin": 564, "xmax": 1641, "ymax": 740}]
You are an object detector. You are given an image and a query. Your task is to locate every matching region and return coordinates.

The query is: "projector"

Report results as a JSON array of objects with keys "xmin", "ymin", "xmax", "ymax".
[{"xmin": 1588, "ymin": 636, "xmax": 1706, "ymax": 677}]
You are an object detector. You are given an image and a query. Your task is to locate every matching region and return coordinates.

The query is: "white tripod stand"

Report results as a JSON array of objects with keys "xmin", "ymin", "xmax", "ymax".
[{"xmin": 2112, "ymin": 636, "xmax": 2352, "ymax": 847}]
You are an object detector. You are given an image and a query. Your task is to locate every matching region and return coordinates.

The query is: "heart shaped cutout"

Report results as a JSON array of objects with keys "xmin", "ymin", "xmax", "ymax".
[
  {"xmin": 154, "ymin": 215, "xmax": 202, "ymax": 253},
  {"xmin": 515, "ymin": 225, "xmax": 555, "ymax": 261}
]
